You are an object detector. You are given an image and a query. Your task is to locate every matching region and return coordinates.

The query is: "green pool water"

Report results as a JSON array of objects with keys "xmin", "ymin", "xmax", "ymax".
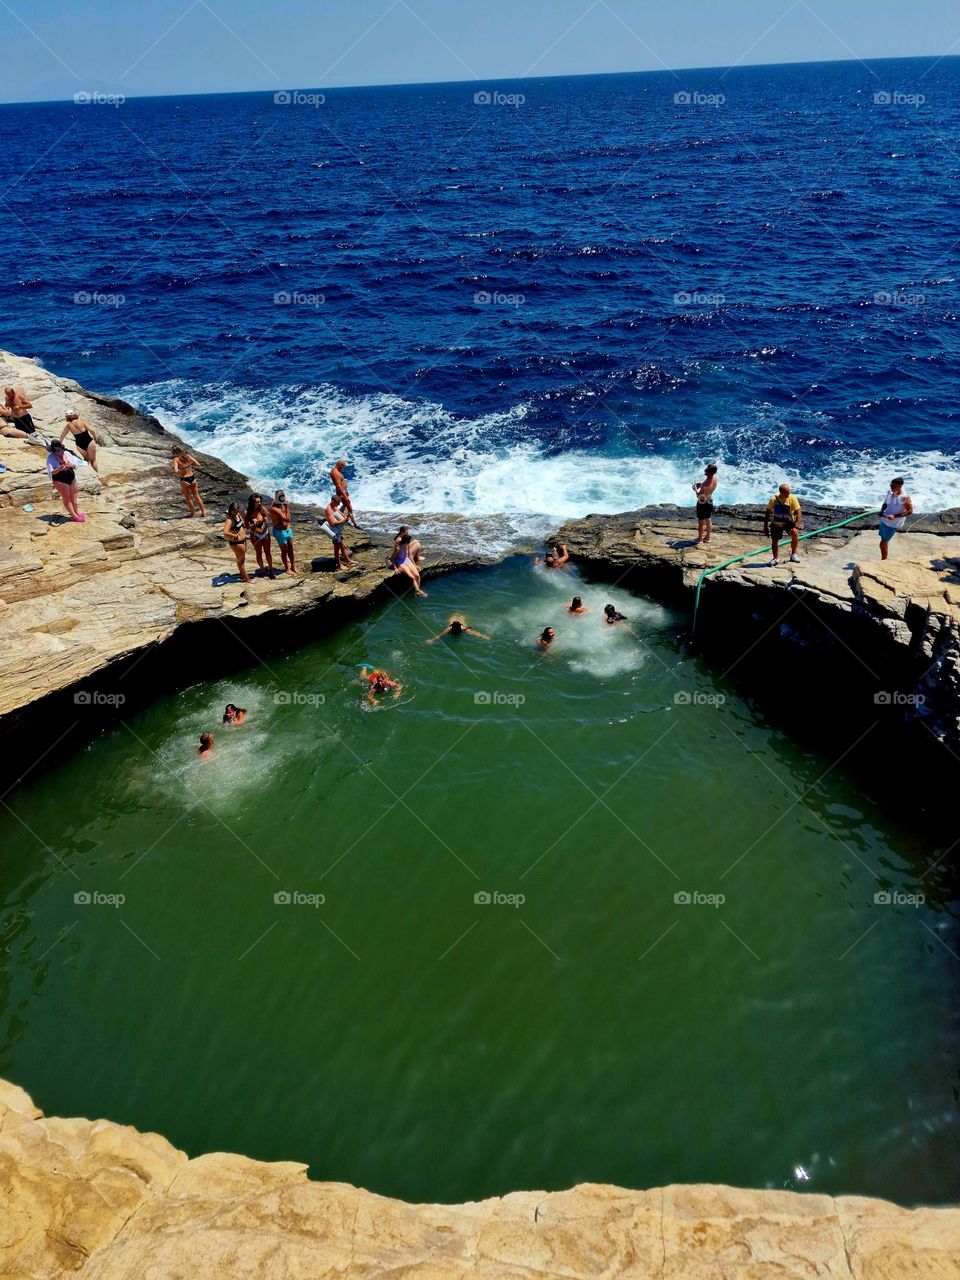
[{"xmin": 1, "ymin": 559, "xmax": 957, "ymax": 1205}]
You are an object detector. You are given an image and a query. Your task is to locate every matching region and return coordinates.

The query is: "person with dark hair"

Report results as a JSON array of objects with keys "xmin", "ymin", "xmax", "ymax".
[
  {"xmin": 358, "ymin": 665, "xmax": 402, "ymax": 707},
  {"xmin": 603, "ymin": 604, "xmax": 627, "ymax": 625},
  {"xmin": 172, "ymin": 445, "xmax": 206, "ymax": 517},
  {"xmin": 429, "ymin": 615, "xmax": 490, "ymax": 642},
  {"xmin": 879, "ymin": 477, "xmax": 913, "ymax": 560},
  {"xmin": 538, "ymin": 626, "xmax": 557, "ymax": 649},
  {"xmin": 539, "ymin": 542, "xmax": 569, "ymax": 569},
  {"xmin": 322, "ymin": 493, "xmax": 354, "ymax": 570},
  {"xmin": 223, "ymin": 704, "xmax": 247, "ymax": 725},
  {"xmin": 693, "ymin": 462, "xmax": 719, "ymax": 544},
  {"xmin": 270, "ymin": 490, "xmax": 297, "ymax": 574},
  {"xmin": 197, "ymin": 732, "xmax": 214, "ymax": 756},
  {"xmin": 567, "ymin": 596, "xmax": 588, "ymax": 614},
  {"xmin": 223, "ymin": 502, "xmax": 251, "ymax": 583},
  {"xmin": 245, "ymin": 493, "xmax": 276, "ymax": 578},
  {"xmin": 46, "ymin": 439, "xmax": 85, "ymax": 521},
  {"xmin": 764, "ymin": 483, "xmax": 802, "ymax": 566},
  {"xmin": 392, "ymin": 533, "xmax": 427, "ymax": 596}
]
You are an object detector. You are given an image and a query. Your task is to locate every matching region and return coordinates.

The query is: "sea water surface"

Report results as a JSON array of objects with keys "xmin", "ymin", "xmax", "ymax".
[
  {"xmin": 1, "ymin": 564, "xmax": 957, "ymax": 1204},
  {"xmin": 1, "ymin": 56, "xmax": 959, "ymax": 534}
]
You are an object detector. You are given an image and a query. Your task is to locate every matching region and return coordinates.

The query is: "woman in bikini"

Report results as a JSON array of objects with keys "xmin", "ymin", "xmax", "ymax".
[
  {"xmin": 428, "ymin": 615, "xmax": 490, "ymax": 642},
  {"xmin": 46, "ymin": 439, "xmax": 85, "ymax": 522},
  {"xmin": 172, "ymin": 445, "xmax": 206, "ymax": 517},
  {"xmin": 223, "ymin": 502, "xmax": 251, "ymax": 583},
  {"xmin": 245, "ymin": 493, "xmax": 276, "ymax": 579},
  {"xmin": 60, "ymin": 412, "xmax": 102, "ymax": 479}
]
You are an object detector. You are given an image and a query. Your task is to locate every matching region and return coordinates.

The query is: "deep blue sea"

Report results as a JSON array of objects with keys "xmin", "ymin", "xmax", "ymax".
[{"xmin": 2, "ymin": 56, "xmax": 959, "ymax": 532}]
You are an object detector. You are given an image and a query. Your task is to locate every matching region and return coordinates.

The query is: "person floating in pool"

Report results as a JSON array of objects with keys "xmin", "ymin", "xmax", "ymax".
[
  {"xmin": 538, "ymin": 626, "xmax": 557, "ymax": 650},
  {"xmin": 270, "ymin": 489, "xmax": 298, "ymax": 574},
  {"xmin": 603, "ymin": 604, "xmax": 627, "ymax": 625},
  {"xmin": 429, "ymin": 615, "xmax": 490, "ymax": 642},
  {"xmin": 567, "ymin": 596, "xmax": 588, "ymax": 614},
  {"xmin": 197, "ymin": 732, "xmax": 214, "ymax": 757},
  {"xmin": 223, "ymin": 704, "xmax": 247, "ymax": 725},
  {"xmin": 359, "ymin": 665, "xmax": 403, "ymax": 707},
  {"xmin": 879, "ymin": 477, "xmax": 912, "ymax": 561},
  {"xmin": 537, "ymin": 542, "xmax": 569, "ymax": 569}
]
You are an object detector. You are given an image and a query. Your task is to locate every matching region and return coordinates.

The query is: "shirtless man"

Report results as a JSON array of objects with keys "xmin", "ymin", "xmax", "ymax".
[
  {"xmin": 1, "ymin": 386, "xmax": 37, "ymax": 437},
  {"xmin": 60, "ymin": 412, "xmax": 102, "ymax": 478},
  {"xmin": 692, "ymin": 463, "xmax": 718, "ymax": 545},
  {"xmin": 322, "ymin": 493, "xmax": 354, "ymax": 570},
  {"xmin": 539, "ymin": 542, "xmax": 569, "ymax": 569},
  {"xmin": 330, "ymin": 459, "xmax": 358, "ymax": 526},
  {"xmin": 270, "ymin": 489, "xmax": 298, "ymax": 574}
]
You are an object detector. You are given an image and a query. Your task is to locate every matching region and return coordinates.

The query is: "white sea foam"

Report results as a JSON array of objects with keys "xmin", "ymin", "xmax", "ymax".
[{"xmin": 125, "ymin": 380, "xmax": 960, "ymax": 539}]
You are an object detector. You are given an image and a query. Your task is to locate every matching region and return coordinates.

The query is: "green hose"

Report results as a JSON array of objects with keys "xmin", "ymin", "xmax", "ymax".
[{"xmin": 691, "ymin": 510, "xmax": 877, "ymax": 635}]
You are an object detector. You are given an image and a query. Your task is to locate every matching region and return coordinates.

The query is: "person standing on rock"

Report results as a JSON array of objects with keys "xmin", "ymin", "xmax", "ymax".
[
  {"xmin": 46, "ymin": 440, "xmax": 85, "ymax": 522},
  {"xmin": 879, "ymin": 478, "xmax": 913, "ymax": 560},
  {"xmin": 223, "ymin": 502, "xmax": 252, "ymax": 584},
  {"xmin": 60, "ymin": 412, "xmax": 102, "ymax": 480},
  {"xmin": 692, "ymin": 463, "xmax": 719, "ymax": 545},
  {"xmin": 2, "ymin": 386, "xmax": 37, "ymax": 435},
  {"xmin": 172, "ymin": 446, "xmax": 206, "ymax": 518},
  {"xmin": 330, "ymin": 459, "xmax": 358, "ymax": 527},
  {"xmin": 322, "ymin": 494, "xmax": 354, "ymax": 571},
  {"xmin": 245, "ymin": 494, "xmax": 276, "ymax": 579},
  {"xmin": 270, "ymin": 490, "xmax": 298, "ymax": 574},
  {"xmin": 764, "ymin": 484, "xmax": 802, "ymax": 566}
]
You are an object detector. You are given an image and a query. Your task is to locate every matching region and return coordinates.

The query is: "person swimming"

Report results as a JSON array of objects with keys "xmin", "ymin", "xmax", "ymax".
[
  {"xmin": 197, "ymin": 732, "xmax": 214, "ymax": 756},
  {"xmin": 603, "ymin": 604, "xmax": 628, "ymax": 625},
  {"xmin": 359, "ymin": 665, "xmax": 403, "ymax": 707},
  {"xmin": 538, "ymin": 626, "xmax": 557, "ymax": 649},
  {"xmin": 428, "ymin": 615, "xmax": 490, "ymax": 642},
  {"xmin": 538, "ymin": 542, "xmax": 569, "ymax": 569},
  {"xmin": 567, "ymin": 596, "xmax": 587, "ymax": 614},
  {"xmin": 223, "ymin": 704, "xmax": 247, "ymax": 725}
]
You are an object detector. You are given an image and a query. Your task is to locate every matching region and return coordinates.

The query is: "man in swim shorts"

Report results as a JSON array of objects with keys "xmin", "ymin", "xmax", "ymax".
[
  {"xmin": 763, "ymin": 483, "xmax": 802, "ymax": 566},
  {"xmin": 330, "ymin": 459, "xmax": 358, "ymax": 527},
  {"xmin": 879, "ymin": 477, "xmax": 912, "ymax": 560},
  {"xmin": 270, "ymin": 489, "xmax": 298, "ymax": 574},
  {"xmin": 692, "ymin": 463, "xmax": 718, "ymax": 544}
]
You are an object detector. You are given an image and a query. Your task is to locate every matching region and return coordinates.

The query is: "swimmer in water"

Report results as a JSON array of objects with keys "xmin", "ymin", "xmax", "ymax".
[
  {"xmin": 567, "ymin": 596, "xmax": 588, "ymax": 614},
  {"xmin": 197, "ymin": 732, "xmax": 214, "ymax": 756},
  {"xmin": 538, "ymin": 542, "xmax": 569, "ymax": 569},
  {"xmin": 359, "ymin": 665, "xmax": 403, "ymax": 707},
  {"xmin": 428, "ymin": 615, "xmax": 490, "ymax": 642},
  {"xmin": 223, "ymin": 703, "xmax": 247, "ymax": 725},
  {"xmin": 538, "ymin": 626, "xmax": 557, "ymax": 650},
  {"xmin": 603, "ymin": 604, "xmax": 628, "ymax": 625}
]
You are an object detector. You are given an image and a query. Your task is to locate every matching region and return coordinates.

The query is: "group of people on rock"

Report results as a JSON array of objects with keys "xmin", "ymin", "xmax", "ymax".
[
  {"xmin": 691, "ymin": 463, "xmax": 914, "ymax": 563},
  {"xmin": 222, "ymin": 491, "xmax": 298, "ymax": 583},
  {"xmin": 0, "ymin": 383, "xmax": 105, "ymax": 523}
]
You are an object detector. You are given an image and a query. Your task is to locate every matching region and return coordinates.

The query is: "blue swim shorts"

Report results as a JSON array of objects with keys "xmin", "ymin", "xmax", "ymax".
[{"xmin": 879, "ymin": 522, "xmax": 899, "ymax": 543}]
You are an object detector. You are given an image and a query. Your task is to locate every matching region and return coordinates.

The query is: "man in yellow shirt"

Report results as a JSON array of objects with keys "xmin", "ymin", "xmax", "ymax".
[{"xmin": 763, "ymin": 483, "xmax": 802, "ymax": 566}]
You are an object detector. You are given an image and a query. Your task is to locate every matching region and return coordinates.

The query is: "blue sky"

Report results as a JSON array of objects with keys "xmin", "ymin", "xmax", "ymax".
[{"xmin": 2, "ymin": 0, "xmax": 958, "ymax": 103}]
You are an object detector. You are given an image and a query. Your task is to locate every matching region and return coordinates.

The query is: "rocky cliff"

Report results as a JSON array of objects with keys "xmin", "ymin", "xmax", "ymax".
[{"xmin": 3, "ymin": 1079, "xmax": 959, "ymax": 1279}]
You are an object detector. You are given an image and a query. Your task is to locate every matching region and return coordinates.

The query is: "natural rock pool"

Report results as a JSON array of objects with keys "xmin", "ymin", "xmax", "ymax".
[{"xmin": 1, "ymin": 559, "xmax": 957, "ymax": 1205}]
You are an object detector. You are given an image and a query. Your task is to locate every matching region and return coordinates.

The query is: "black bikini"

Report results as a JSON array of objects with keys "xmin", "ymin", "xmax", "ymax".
[{"xmin": 74, "ymin": 429, "xmax": 93, "ymax": 450}]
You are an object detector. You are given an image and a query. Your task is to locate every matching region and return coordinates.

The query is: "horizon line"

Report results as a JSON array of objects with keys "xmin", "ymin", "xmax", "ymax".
[{"xmin": 4, "ymin": 50, "xmax": 957, "ymax": 109}]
